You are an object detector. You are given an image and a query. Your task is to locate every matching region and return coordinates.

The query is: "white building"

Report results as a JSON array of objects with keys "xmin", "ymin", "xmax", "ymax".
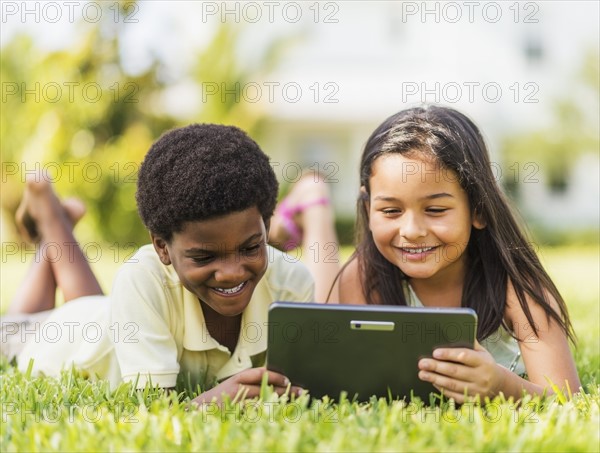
[
  {"xmin": 2, "ymin": 1, "xmax": 598, "ymax": 230},
  {"xmin": 251, "ymin": 1, "xmax": 599, "ymax": 230}
]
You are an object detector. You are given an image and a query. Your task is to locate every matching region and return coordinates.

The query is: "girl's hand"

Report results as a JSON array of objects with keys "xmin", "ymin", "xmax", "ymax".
[
  {"xmin": 417, "ymin": 341, "xmax": 506, "ymax": 403},
  {"xmin": 192, "ymin": 367, "xmax": 303, "ymax": 406}
]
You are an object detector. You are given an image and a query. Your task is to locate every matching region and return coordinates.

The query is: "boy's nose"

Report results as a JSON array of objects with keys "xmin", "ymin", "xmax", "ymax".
[
  {"xmin": 213, "ymin": 256, "xmax": 245, "ymax": 282},
  {"xmin": 399, "ymin": 213, "xmax": 427, "ymax": 240}
]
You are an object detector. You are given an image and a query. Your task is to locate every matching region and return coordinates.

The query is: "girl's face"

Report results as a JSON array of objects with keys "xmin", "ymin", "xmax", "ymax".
[{"xmin": 367, "ymin": 153, "xmax": 484, "ymax": 285}]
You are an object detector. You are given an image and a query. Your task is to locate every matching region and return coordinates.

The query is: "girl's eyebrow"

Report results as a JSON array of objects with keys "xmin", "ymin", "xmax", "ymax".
[
  {"xmin": 421, "ymin": 192, "xmax": 454, "ymax": 200},
  {"xmin": 372, "ymin": 195, "xmax": 400, "ymax": 202},
  {"xmin": 372, "ymin": 192, "xmax": 454, "ymax": 202}
]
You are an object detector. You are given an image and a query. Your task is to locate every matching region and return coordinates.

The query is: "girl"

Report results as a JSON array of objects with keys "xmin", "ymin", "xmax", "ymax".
[{"xmin": 327, "ymin": 105, "xmax": 581, "ymax": 402}]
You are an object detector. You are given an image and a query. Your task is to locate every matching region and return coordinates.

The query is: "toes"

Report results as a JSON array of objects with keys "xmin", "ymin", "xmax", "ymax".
[
  {"xmin": 62, "ymin": 198, "xmax": 86, "ymax": 225},
  {"xmin": 15, "ymin": 192, "xmax": 40, "ymax": 243}
]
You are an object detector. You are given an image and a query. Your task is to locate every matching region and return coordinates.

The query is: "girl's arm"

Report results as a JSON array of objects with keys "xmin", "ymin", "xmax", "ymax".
[
  {"xmin": 417, "ymin": 282, "xmax": 580, "ymax": 402},
  {"xmin": 334, "ymin": 257, "xmax": 368, "ymax": 304},
  {"xmin": 501, "ymin": 282, "xmax": 580, "ymax": 397}
]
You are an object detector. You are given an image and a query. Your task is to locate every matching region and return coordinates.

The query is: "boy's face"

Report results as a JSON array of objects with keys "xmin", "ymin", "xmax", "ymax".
[{"xmin": 152, "ymin": 206, "xmax": 269, "ymax": 317}]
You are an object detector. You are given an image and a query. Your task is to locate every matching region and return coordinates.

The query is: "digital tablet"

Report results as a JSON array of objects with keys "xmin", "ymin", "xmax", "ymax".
[{"xmin": 266, "ymin": 302, "xmax": 477, "ymax": 402}]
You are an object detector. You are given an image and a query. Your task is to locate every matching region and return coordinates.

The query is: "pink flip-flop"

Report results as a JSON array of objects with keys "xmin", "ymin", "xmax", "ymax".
[{"xmin": 275, "ymin": 197, "xmax": 329, "ymax": 251}]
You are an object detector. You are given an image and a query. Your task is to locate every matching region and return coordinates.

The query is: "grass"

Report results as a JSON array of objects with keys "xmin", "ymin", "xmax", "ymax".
[{"xmin": 1, "ymin": 243, "xmax": 599, "ymax": 451}]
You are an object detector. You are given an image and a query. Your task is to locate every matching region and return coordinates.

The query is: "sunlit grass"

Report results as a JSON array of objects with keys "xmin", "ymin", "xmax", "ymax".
[{"xmin": 1, "ymin": 361, "xmax": 599, "ymax": 452}]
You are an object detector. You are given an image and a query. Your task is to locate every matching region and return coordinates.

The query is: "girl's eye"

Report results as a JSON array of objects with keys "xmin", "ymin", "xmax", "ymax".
[
  {"xmin": 382, "ymin": 208, "xmax": 402, "ymax": 215},
  {"xmin": 426, "ymin": 208, "xmax": 448, "ymax": 214}
]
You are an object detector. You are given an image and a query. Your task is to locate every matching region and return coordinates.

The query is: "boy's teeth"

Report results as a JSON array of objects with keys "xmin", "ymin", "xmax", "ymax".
[{"xmin": 214, "ymin": 282, "xmax": 246, "ymax": 294}]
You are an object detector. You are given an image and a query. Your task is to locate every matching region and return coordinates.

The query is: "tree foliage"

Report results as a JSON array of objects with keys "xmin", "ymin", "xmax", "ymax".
[
  {"xmin": 502, "ymin": 48, "xmax": 600, "ymax": 197},
  {"xmin": 1, "ymin": 2, "xmax": 290, "ymax": 245},
  {"xmin": 1, "ymin": 16, "xmax": 175, "ymax": 244}
]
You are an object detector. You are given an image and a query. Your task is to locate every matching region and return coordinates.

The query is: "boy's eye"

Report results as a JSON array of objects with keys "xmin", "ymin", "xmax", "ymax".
[
  {"xmin": 242, "ymin": 243, "xmax": 262, "ymax": 254},
  {"xmin": 192, "ymin": 255, "xmax": 214, "ymax": 264}
]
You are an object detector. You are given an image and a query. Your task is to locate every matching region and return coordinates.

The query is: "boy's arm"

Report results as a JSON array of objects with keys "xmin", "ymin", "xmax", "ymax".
[
  {"xmin": 270, "ymin": 246, "xmax": 316, "ymax": 303},
  {"xmin": 110, "ymin": 258, "xmax": 180, "ymax": 389}
]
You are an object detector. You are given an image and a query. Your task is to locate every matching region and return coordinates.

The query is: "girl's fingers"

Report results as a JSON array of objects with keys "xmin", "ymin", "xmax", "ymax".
[
  {"xmin": 432, "ymin": 386, "xmax": 467, "ymax": 403},
  {"xmin": 431, "ymin": 347, "xmax": 482, "ymax": 367},
  {"xmin": 419, "ymin": 370, "xmax": 472, "ymax": 395},
  {"xmin": 418, "ymin": 357, "xmax": 472, "ymax": 381}
]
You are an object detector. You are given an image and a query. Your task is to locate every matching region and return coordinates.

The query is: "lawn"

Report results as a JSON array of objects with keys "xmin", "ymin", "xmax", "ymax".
[{"xmin": 1, "ymin": 244, "xmax": 599, "ymax": 451}]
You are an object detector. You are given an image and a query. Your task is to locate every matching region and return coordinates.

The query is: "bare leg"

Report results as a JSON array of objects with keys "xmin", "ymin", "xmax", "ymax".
[
  {"xmin": 7, "ymin": 177, "xmax": 102, "ymax": 314},
  {"xmin": 7, "ymin": 247, "xmax": 57, "ymax": 314},
  {"xmin": 269, "ymin": 174, "xmax": 340, "ymax": 302}
]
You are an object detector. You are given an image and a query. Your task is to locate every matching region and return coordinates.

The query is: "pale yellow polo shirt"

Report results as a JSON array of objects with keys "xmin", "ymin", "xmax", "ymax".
[{"xmin": 17, "ymin": 244, "xmax": 314, "ymax": 390}]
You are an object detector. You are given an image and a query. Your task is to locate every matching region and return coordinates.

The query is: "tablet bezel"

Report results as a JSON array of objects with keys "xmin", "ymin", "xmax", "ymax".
[{"xmin": 266, "ymin": 301, "xmax": 478, "ymax": 402}]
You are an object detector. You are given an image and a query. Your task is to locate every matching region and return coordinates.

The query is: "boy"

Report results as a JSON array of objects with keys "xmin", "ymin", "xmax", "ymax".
[{"xmin": 4, "ymin": 124, "xmax": 313, "ymax": 404}]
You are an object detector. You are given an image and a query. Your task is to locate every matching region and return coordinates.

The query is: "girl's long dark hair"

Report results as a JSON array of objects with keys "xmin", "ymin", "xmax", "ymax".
[{"xmin": 351, "ymin": 105, "xmax": 575, "ymax": 342}]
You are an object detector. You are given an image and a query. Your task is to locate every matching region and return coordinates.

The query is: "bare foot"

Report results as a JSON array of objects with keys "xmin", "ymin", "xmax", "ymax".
[
  {"xmin": 62, "ymin": 198, "xmax": 86, "ymax": 226},
  {"xmin": 15, "ymin": 181, "xmax": 40, "ymax": 243},
  {"xmin": 268, "ymin": 173, "xmax": 332, "ymax": 251},
  {"xmin": 15, "ymin": 176, "xmax": 81, "ymax": 243}
]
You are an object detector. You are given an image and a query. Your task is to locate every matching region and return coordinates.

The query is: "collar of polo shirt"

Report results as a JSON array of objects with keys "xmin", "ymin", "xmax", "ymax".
[{"xmin": 182, "ymin": 277, "xmax": 270, "ymax": 357}]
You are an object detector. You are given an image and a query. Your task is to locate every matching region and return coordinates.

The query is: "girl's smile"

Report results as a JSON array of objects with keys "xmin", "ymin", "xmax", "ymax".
[{"xmin": 395, "ymin": 244, "xmax": 440, "ymax": 261}]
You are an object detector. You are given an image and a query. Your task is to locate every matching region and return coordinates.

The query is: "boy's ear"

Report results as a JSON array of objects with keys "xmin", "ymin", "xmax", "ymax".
[{"xmin": 151, "ymin": 234, "xmax": 172, "ymax": 265}]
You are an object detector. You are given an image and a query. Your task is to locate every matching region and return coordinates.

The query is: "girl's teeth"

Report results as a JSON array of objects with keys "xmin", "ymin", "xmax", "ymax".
[
  {"xmin": 214, "ymin": 282, "xmax": 246, "ymax": 294},
  {"xmin": 404, "ymin": 247, "xmax": 434, "ymax": 254}
]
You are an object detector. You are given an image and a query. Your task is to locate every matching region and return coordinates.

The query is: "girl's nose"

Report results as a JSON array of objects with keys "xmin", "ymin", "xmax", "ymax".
[{"xmin": 399, "ymin": 212, "xmax": 427, "ymax": 241}]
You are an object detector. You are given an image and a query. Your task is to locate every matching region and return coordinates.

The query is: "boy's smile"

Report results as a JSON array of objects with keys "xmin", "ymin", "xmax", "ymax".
[{"xmin": 152, "ymin": 206, "xmax": 269, "ymax": 317}]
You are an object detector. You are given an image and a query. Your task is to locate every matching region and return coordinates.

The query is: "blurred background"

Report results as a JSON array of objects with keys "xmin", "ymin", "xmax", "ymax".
[
  {"xmin": 0, "ymin": 0, "xmax": 597, "ymax": 284},
  {"xmin": 1, "ymin": 0, "xmax": 598, "ymax": 246},
  {"xmin": 1, "ymin": 0, "xmax": 598, "ymax": 385}
]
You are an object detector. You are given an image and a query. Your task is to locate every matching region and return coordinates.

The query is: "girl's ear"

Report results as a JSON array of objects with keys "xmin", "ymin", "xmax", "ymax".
[
  {"xmin": 151, "ymin": 234, "xmax": 172, "ymax": 265},
  {"xmin": 472, "ymin": 210, "xmax": 487, "ymax": 230},
  {"xmin": 360, "ymin": 186, "xmax": 370, "ymax": 216}
]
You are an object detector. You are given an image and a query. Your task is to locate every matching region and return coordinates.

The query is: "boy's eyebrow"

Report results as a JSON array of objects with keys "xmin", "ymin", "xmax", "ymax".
[
  {"xmin": 239, "ymin": 232, "xmax": 264, "ymax": 245},
  {"xmin": 184, "ymin": 233, "xmax": 264, "ymax": 254},
  {"xmin": 373, "ymin": 192, "xmax": 454, "ymax": 202}
]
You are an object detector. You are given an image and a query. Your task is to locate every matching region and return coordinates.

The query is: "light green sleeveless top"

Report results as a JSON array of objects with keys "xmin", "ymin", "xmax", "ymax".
[{"xmin": 404, "ymin": 283, "xmax": 526, "ymax": 376}]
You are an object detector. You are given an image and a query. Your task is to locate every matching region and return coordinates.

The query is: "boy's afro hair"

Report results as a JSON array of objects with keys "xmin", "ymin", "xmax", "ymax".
[{"xmin": 136, "ymin": 123, "xmax": 278, "ymax": 240}]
